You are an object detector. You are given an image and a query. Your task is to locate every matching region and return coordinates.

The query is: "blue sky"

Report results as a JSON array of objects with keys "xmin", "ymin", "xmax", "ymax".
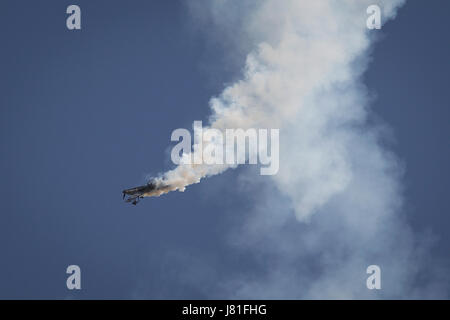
[{"xmin": 0, "ymin": 1, "xmax": 449, "ymax": 299}]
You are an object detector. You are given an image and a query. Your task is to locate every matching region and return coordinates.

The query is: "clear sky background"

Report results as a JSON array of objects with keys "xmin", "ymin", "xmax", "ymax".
[{"xmin": 0, "ymin": 1, "xmax": 449, "ymax": 298}]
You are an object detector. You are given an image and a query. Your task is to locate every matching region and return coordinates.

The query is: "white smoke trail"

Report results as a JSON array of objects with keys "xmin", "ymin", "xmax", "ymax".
[{"xmin": 148, "ymin": 0, "xmax": 405, "ymax": 220}]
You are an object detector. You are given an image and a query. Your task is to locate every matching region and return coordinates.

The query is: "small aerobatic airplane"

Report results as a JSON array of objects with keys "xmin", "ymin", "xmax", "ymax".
[{"xmin": 122, "ymin": 181, "xmax": 158, "ymax": 205}]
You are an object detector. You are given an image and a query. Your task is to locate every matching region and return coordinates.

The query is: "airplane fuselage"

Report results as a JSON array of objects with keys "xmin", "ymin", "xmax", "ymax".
[{"xmin": 122, "ymin": 182, "xmax": 159, "ymax": 205}]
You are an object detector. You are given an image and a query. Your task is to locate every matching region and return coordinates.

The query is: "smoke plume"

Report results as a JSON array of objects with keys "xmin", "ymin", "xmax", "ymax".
[
  {"xmin": 148, "ymin": 0, "xmax": 403, "ymax": 222},
  {"xmin": 133, "ymin": 0, "xmax": 450, "ymax": 299}
]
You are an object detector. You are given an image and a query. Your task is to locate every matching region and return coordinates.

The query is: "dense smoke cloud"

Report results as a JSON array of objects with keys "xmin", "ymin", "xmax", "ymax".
[{"xmin": 142, "ymin": 0, "xmax": 448, "ymax": 298}]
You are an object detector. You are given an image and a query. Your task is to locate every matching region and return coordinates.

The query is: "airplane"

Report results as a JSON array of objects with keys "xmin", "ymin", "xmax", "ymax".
[{"xmin": 122, "ymin": 181, "xmax": 158, "ymax": 205}]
